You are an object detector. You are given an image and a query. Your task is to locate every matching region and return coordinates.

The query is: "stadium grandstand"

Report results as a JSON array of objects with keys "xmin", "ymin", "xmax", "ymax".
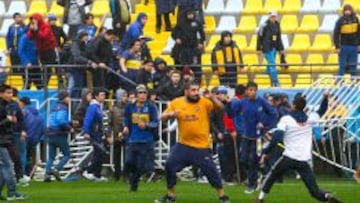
[{"xmin": 0, "ymin": 0, "xmax": 358, "ymax": 202}]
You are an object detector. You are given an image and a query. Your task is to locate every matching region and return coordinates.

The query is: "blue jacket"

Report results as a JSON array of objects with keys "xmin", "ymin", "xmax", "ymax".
[
  {"xmin": 124, "ymin": 100, "xmax": 159, "ymax": 143},
  {"xmin": 18, "ymin": 34, "xmax": 38, "ymax": 66},
  {"xmin": 23, "ymin": 105, "xmax": 44, "ymax": 145},
  {"xmin": 83, "ymin": 101, "xmax": 103, "ymax": 142},
  {"xmin": 228, "ymin": 98, "xmax": 244, "ymax": 134},
  {"xmin": 48, "ymin": 102, "xmax": 71, "ymax": 134},
  {"xmin": 6, "ymin": 24, "xmax": 27, "ymax": 55},
  {"xmin": 121, "ymin": 13, "xmax": 146, "ymax": 50},
  {"xmin": 78, "ymin": 25, "xmax": 97, "ymax": 40},
  {"xmin": 231, "ymin": 96, "xmax": 277, "ymax": 139}
]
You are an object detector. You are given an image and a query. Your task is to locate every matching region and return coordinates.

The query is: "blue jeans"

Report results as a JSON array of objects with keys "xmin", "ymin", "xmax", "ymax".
[
  {"xmin": 264, "ymin": 49, "xmax": 279, "ymax": 86},
  {"xmin": 339, "ymin": 45, "xmax": 358, "ymax": 76},
  {"xmin": 45, "ymin": 135, "xmax": 70, "ymax": 174},
  {"xmin": 125, "ymin": 142, "xmax": 155, "ymax": 189},
  {"xmin": 0, "ymin": 147, "xmax": 17, "ymax": 196},
  {"xmin": 240, "ymin": 139, "xmax": 258, "ymax": 189},
  {"xmin": 15, "ymin": 137, "xmax": 27, "ymax": 176}
]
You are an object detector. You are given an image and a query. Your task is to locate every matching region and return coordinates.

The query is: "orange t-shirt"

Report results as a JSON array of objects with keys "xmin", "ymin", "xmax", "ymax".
[{"xmin": 164, "ymin": 96, "xmax": 214, "ymax": 149}]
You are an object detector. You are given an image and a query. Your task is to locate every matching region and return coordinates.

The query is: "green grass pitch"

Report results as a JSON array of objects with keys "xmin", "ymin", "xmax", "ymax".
[{"xmin": 14, "ymin": 178, "xmax": 359, "ymax": 203}]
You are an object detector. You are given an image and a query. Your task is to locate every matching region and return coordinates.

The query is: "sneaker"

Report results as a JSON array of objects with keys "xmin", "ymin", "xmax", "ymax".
[
  {"xmin": 154, "ymin": 195, "xmax": 176, "ymax": 203},
  {"xmin": 82, "ymin": 171, "xmax": 95, "ymax": 180},
  {"xmin": 17, "ymin": 177, "xmax": 29, "ymax": 187},
  {"xmin": 197, "ymin": 176, "xmax": 209, "ymax": 184},
  {"xmin": 225, "ymin": 181, "xmax": 236, "ymax": 186},
  {"xmin": 7, "ymin": 192, "xmax": 28, "ymax": 201},
  {"xmin": 327, "ymin": 194, "xmax": 342, "ymax": 203},
  {"xmin": 50, "ymin": 169, "xmax": 62, "ymax": 182},
  {"xmin": 219, "ymin": 195, "xmax": 230, "ymax": 203},
  {"xmin": 129, "ymin": 185, "xmax": 138, "ymax": 192},
  {"xmin": 22, "ymin": 175, "xmax": 31, "ymax": 182},
  {"xmin": 244, "ymin": 188, "xmax": 256, "ymax": 194},
  {"xmin": 94, "ymin": 176, "xmax": 108, "ymax": 182}
]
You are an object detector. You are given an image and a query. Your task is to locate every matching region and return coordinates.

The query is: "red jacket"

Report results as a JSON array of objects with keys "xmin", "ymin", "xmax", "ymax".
[
  {"xmin": 27, "ymin": 13, "xmax": 58, "ymax": 52},
  {"xmin": 223, "ymin": 103, "xmax": 236, "ymax": 133}
]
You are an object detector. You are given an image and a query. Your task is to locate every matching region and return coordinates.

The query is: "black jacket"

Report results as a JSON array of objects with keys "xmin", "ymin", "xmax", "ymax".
[
  {"xmin": 88, "ymin": 36, "xmax": 113, "ymax": 65},
  {"xmin": 334, "ymin": 14, "xmax": 360, "ymax": 48},
  {"xmin": 50, "ymin": 25, "xmax": 68, "ymax": 48},
  {"xmin": 257, "ymin": 20, "xmax": 284, "ymax": 53},
  {"xmin": 136, "ymin": 69, "xmax": 153, "ymax": 89},
  {"xmin": 0, "ymin": 98, "xmax": 14, "ymax": 146},
  {"xmin": 57, "ymin": 0, "xmax": 93, "ymax": 24},
  {"xmin": 157, "ymin": 81, "xmax": 185, "ymax": 100},
  {"xmin": 71, "ymin": 39, "xmax": 92, "ymax": 65}
]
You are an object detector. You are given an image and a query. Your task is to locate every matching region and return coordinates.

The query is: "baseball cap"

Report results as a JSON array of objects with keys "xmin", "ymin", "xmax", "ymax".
[
  {"xmin": 269, "ymin": 11, "xmax": 278, "ymax": 17},
  {"xmin": 136, "ymin": 85, "xmax": 148, "ymax": 93}
]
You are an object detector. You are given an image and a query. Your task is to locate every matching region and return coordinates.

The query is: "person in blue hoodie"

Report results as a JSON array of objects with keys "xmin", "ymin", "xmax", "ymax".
[
  {"xmin": 122, "ymin": 85, "xmax": 159, "ymax": 192},
  {"xmin": 19, "ymin": 97, "xmax": 43, "ymax": 177},
  {"xmin": 45, "ymin": 91, "xmax": 72, "ymax": 182},
  {"xmin": 120, "ymin": 13, "xmax": 147, "ymax": 51},
  {"xmin": 17, "ymin": 32, "xmax": 40, "ymax": 90},
  {"xmin": 79, "ymin": 13, "xmax": 98, "ymax": 40},
  {"xmin": 82, "ymin": 88, "xmax": 111, "ymax": 182},
  {"xmin": 230, "ymin": 81, "xmax": 278, "ymax": 194},
  {"xmin": 6, "ymin": 13, "xmax": 27, "ymax": 72}
]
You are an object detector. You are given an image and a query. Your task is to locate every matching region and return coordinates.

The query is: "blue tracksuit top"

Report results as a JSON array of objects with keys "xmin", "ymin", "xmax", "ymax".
[
  {"xmin": 83, "ymin": 101, "xmax": 103, "ymax": 142},
  {"xmin": 49, "ymin": 102, "xmax": 71, "ymax": 133},
  {"xmin": 124, "ymin": 100, "xmax": 159, "ymax": 143},
  {"xmin": 231, "ymin": 96, "xmax": 278, "ymax": 139}
]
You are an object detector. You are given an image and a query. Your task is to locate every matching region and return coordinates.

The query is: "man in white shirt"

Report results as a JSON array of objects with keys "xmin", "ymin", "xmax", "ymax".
[{"xmin": 255, "ymin": 93, "xmax": 342, "ymax": 203}]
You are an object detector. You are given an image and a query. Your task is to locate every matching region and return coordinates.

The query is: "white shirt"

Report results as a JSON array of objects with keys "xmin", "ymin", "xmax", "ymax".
[{"xmin": 277, "ymin": 112, "xmax": 320, "ymax": 161}]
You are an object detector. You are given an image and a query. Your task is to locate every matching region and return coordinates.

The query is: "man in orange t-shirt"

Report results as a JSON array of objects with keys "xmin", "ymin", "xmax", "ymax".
[{"xmin": 155, "ymin": 82, "xmax": 231, "ymax": 203}]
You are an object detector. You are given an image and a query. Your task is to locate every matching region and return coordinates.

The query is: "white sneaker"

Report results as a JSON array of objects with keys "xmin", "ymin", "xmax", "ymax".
[
  {"xmin": 197, "ymin": 176, "xmax": 208, "ymax": 184},
  {"xmin": 244, "ymin": 188, "xmax": 255, "ymax": 194},
  {"xmin": 17, "ymin": 177, "xmax": 29, "ymax": 187},
  {"xmin": 82, "ymin": 171, "xmax": 95, "ymax": 180},
  {"xmin": 94, "ymin": 176, "xmax": 108, "ymax": 182},
  {"xmin": 23, "ymin": 175, "xmax": 31, "ymax": 182}
]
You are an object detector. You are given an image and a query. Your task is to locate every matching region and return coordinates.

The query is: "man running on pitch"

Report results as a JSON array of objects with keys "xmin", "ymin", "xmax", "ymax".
[
  {"xmin": 255, "ymin": 93, "xmax": 341, "ymax": 203},
  {"xmin": 155, "ymin": 81, "xmax": 230, "ymax": 203}
]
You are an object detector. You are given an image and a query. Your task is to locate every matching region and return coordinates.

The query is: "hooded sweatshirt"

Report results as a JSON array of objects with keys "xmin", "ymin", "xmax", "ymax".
[
  {"xmin": 121, "ymin": 13, "xmax": 147, "ymax": 50},
  {"xmin": 23, "ymin": 105, "xmax": 44, "ymax": 145},
  {"xmin": 83, "ymin": 99, "xmax": 103, "ymax": 142},
  {"xmin": 27, "ymin": 13, "xmax": 58, "ymax": 51},
  {"xmin": 334, "ymin": 5, "xmax": 360, "ymax": 48}
]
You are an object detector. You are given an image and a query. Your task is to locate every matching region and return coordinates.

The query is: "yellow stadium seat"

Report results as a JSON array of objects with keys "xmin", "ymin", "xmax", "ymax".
[
  {"xmin": 49, "ymin": 1, "xmax": 64, "ymax": 17},
  {"xmin": 295, "ymin": 74, "xmax": 312, "ymax": 88},
  {"xmin": 278, "ymin": 74, "xmax": 293, "ymax": 87},
  {"xmin": 48, "ymin": 76, "xmax": 58, "ymax": 90},
  {"xmin": 254, "ymin": 74, "xmax": 271, "ymax": 88},
  {"xmin": 204, "ymin": 16, "xmax": 216, "ymax": 34},
  {"xmin": 6, "ymin": 76, "xmax": 23, "ymax": 90},
  {"xmin": 232, "ymin": 35, "xmax": 247, "ymax": 50},
  {"xmin": 91, "ymin": 0, "xmax": 110, "ymax": 17},
  {"xmin": 0, "ymin": 37, "xmax": 6, "ymax": 51},
  {"xmin": 235, "ymin": 16, "xmax": 257, "ymax": 33},
  {"xmin": 243, "ymin": 35, "xmax": 257, "ymax": 53},
  {"xmin": 284, "ymin": 54, "xmax": 303, "ymax": 73},
  {"xmin": 147, "ymin": 41, "xmax": 167, "ymax": 54},
  {"xmin": 309, "ymin": 34, "xmax": 333, "ymax": 52},
  {"xmin": 201, "ymin": 54, "xmax": 213, "ymax": 74},
  {"xmin": 205, "ymin": 35, "xmax": 220, "ymax": 53},
  {"xmin": 242, "ymin": 0, "xmax": 263, "ymax": 14},
  {"xmin": 158, "ymin": 55, "xmax": 174, "ymax": 66},
  {"xmin": 326, "ymin": 54, "xmax": 339, "ymax": 73},
  {"xmin": 146, "ymin": 32, "xmax": 171, "ymax": 42},
  {"xmin": 135, "ymin": 4, "xmax": 156, "ymax": 14},
  {"xmin": 282, "ymin": 0, "xmax": 301, "ymax": 14},
  {"xmin": 263, "ymin": 0, "xmax": 282, "ymax": 14},
  {"xmin": 297, "ymin": 15, "xmax": 319, "ymax": 33},
  {"xmin": 237, "ymin": 74, "xmax": 249, "ymax": 85},
  {"xmin": 288, "ymin": 34, "xmax": 310, "ymax": 52},
  {"xmin": 243, "ymin": 54, "xmax": 259, "ymax": 65},
  {"xmin": 280, "ymin": 15, "xmax": 298, "ymax": 33},
  {"xmin": 305, "ymin": 54, "xmax": 325, "ymax": 73},
  {"xmin": 27, "ymin": 0, "xmax": 48, "ymax": 17},
  {"xmin": 209, "ymin": 75, "xmax": 220, "ymax": 86},
  {"xmin": 143, "ymin": 23, "xmax": 157, "ymax": 33},
  {"xmin": 342, "ymin": 0, "xmax": 360, "ymax": 12},
  {"xmin": 93, "ymin": 17, "xmax": 101, "ymax": 28}
]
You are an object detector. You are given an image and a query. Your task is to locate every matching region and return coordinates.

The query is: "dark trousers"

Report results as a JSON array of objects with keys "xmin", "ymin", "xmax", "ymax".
[
  {"xmin": 7, "ymin": 142, "xmax": 22, "ymax": 180},
  {"xmin": 219, "ymin": 66, "xmax": 237, "ymax": 87},
  {"xmin": 68, "ymin": 25, "xmax": 80, "ymax": 40},
  {"xmin": 339, "ymin": 45, "xmax": 357, "ymax": 76},
  {"xmin": 26, "ymin": 145, "xmax": 37, "ymax": 176},
  {"xmin": 113, "ymin": 140, "xmax": 125, "ymax": 179},
  {"xmin": 10, "ymin": 53, "xmax": 22, "ymax": 72},
  {"xmin": 88, "ymin": 143, "xmax": 105, "ymax": 178},
  {"xmin": 165, "ymin": 143, "xmax": 223, "ymax": 189},
  {"xmin": 70, "ymin": 69, "xmax": 86, "ymax": 98},
  {"xmin": 240, "ymin": 138, "xmax": 258, "ymax": 188},
  {"xmin": 125, "ymin": 142, "xmax": 155, "ymax": 189},
  {"xmin": 156, "ymin": 13, "xmax": 171, "ymax": 29},
  {"xmin": 262, "ymin": 156, "xmax": 327, "ymax": 201},
  {"xmin": 92, "ymin": 69, "xmax": 106, "ymax": 90},
  {"xmin": 24, "ymin": 68, "xmax": 42, "ymax": 89},
  {"xmin": 217, "ymin": 135, "xmax": 236, "ymax": 181},
  {"xmin": 39, "ymin": 49, "xmax": 57, "ymax": 89}
]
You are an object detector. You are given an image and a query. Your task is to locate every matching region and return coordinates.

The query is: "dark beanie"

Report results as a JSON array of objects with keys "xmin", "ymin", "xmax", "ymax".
[{"xmin": 58, "ymin": 91, "xmax": 69, "ymax": 101}]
